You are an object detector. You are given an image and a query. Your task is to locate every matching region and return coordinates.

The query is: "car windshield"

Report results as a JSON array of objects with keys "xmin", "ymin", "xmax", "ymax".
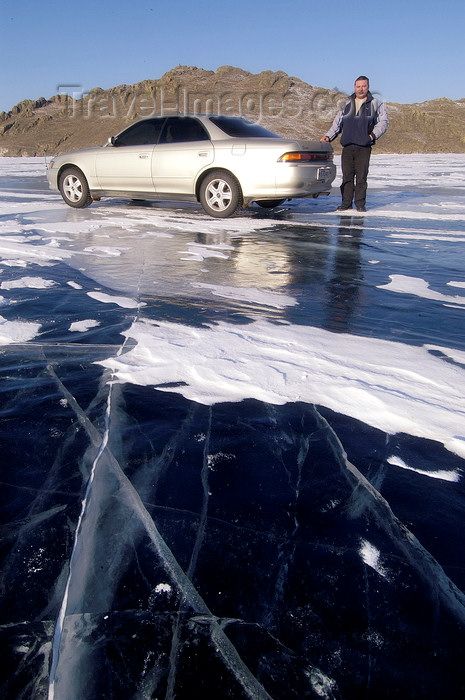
[{"xmin": 208, "ymin": 116, "xmax": 280, "ymax": 138}]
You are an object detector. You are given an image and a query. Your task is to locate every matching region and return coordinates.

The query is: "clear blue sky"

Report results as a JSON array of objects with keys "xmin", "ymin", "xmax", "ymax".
[{"xmin": 1, "ymin": 0, "xmax": 464, "ymax": 113}]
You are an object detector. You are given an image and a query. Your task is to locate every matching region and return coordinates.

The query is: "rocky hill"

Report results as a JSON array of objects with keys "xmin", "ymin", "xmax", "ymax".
[{"xmin": 1, "ymin": 65, "xmax": 464, "ymax": 156}]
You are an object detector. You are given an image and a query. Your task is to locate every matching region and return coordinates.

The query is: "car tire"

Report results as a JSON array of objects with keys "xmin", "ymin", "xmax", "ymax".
[
  {"xmin": 255, "ymin": 199, "xmax": 286, "ymax": 209},
  {"xmin": 59, "ymin": 168, "xmax": 93, "ymax": 208},
  {"xmin": 199, "ymin": 170, "xmax": 242, "ymax": 218}
]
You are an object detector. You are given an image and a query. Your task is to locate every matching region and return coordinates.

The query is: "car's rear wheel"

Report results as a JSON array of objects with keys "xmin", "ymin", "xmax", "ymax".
[
  {"xmin": 199, "ymin": 170, "xmax": 242, "ymax": 218},
  {"xmin": 255, "ymin": 199, "xmax": 286, "ymax": 209},
  {"xmin": 59, "ymin": 167, "xmax": 92, "ymax": 208}
]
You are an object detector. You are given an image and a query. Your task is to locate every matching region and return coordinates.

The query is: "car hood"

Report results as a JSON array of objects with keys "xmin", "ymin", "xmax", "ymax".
[{"xmin": 54, "ymin": 145, "xmax": 106, "ymax": 160}]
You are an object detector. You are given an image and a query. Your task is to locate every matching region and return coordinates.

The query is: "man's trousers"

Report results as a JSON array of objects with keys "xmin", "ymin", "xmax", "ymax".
[{"xmin": 340, "ymin": 145, "xmax": 372, "ymax": 208}]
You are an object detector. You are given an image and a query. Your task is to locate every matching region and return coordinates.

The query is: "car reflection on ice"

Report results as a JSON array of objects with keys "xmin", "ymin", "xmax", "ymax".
[{"xmin": 46, "ymin": 114, "xmax": 336, "ymax": 217}]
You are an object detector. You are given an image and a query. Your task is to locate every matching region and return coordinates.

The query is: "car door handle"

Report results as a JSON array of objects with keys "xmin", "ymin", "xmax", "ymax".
[
  {"xmin": 139, "ymin": 154, "xmax": 149, "ymax": 159},
  {"xmin": 198, "ymin": 152, "xmax": 209, "ymax": 157}
]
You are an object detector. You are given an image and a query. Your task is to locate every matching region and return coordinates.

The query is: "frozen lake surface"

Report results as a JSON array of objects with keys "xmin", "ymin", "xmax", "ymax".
[{"xmin": 1, "ymin": 155, "xmax": 465, "ymax": 699}]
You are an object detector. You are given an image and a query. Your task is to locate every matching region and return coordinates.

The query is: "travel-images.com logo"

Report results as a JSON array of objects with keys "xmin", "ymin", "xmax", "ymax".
[{"xmin": 56, "ymin": 84, "xmax": 359, "ymax": 121}]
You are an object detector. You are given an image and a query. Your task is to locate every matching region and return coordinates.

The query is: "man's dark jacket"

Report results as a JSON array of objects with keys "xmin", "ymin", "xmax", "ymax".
[{"xmin": 325, "ymin": 91, "xmax": 388, "ymax": 146}]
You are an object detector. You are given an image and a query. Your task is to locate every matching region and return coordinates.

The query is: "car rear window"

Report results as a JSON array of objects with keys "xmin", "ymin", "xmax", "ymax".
[{"xmin": 209, "ymin": 116, "xmax": 280, "ymax": 138}]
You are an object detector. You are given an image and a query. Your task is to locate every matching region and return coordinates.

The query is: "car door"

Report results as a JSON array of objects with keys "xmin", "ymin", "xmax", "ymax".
[
  {"xmin": 95, "ymin": 118, "xmax": 165, "ymax": 192},
  {"xmin": 152, "ymin": 117, "xmax": 214, "ymax": 195}
]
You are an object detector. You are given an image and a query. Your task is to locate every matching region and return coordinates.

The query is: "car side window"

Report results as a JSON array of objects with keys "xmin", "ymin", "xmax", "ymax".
[
  {"xmin": 159, "ymin": 117, "xmax": 210, "ymax": 144},
  {"xmin": 115, "ymin": 119, "xmax": 164, "ymax": 146}
]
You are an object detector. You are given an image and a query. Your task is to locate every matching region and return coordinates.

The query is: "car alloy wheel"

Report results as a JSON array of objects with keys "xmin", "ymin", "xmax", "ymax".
[
  {"xmin": 59, "ymin": 167, "xmax": 92, "ymax": 208},
  {"xmin": 200, "ymin": 170, "xmax": 242, "ymax": 218}
]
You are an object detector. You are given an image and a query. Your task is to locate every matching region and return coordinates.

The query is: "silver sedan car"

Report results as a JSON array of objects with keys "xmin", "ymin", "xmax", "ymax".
[{"xmin": 47, "ymin": 114, "xmax": 336, "ymax": 218}]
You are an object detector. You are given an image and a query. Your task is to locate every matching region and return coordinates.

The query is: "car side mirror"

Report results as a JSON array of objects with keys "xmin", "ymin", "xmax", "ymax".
[{"xmin": 108, "ymin": 136, "xmax": 117, "ymax": 146}]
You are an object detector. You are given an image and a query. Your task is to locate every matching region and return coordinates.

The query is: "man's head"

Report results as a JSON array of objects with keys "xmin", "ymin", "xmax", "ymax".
[{"xmin": 354, "ymin": 76, "xmax": 369, "ymax": 98}]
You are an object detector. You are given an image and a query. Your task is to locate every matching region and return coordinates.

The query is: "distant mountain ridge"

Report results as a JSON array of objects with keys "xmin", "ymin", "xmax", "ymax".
[{"xmin": 1, "ymin": 65, "xmax": 464, "ymax": 156}]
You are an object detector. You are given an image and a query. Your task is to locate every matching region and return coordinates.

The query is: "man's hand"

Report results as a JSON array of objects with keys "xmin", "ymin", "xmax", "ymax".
[{"xmin": 320, "ymin": 136, "xmax": 330, "ymax": 142}]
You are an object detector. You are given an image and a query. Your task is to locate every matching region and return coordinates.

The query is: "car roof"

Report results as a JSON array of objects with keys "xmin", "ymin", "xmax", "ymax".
[{"xmin": 114, "ymin": 114, "xmax": 281, "ymax": 141}]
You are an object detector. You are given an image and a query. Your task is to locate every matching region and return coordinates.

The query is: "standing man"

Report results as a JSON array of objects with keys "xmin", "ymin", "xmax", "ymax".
[{"xmin": 321, "ymin": 76, "xmax": 388, "ymax": 212}]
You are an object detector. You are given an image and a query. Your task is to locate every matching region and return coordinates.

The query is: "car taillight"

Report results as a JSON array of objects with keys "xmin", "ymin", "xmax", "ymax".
[{"xmin": 278, "ymin": 152, "xmax": 333, "ymax": 162}]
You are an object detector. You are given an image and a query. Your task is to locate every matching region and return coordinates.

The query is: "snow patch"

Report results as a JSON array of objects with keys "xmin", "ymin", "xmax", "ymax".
[
  {"xmin": 69, "ymin": 319, "xmax": 100, "ymax": 332},
  {"xmin": 387, "ymin": 455, "xmax": 461, "ymax": 482},
  {"xmin": 0, "ymin": 315, "xmax": 41, "ymax": 344},
  {"xmin": 98, "ymin": 317, "xmax": 465, "ymax": 458},
  {"xmin": 192, "ymin": 282, "xmax": 297, "ymax": 308},
  {"xmin": 378, "ymin": 275, "xmax": 465, "ymax": 306},
  {"xmin": 1, "ymin": 276, "xmax": 57, "ymax": 290},
  {"xmin": 87, "ymin": 291, "xmax": 143, "ymax": 309},
  {"xmin": 359, "ymin": 540, "xmax": 389, "ymax": 579}
]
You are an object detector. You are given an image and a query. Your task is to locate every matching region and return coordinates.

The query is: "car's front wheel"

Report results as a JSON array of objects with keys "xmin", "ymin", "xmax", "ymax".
[
  {"xmin": 59, "ymin": 168, "xmax": 92, "ymax": 208},
  {"xmin": 199, "ymin": 170, "xmax": 242, "ymax": 218}
]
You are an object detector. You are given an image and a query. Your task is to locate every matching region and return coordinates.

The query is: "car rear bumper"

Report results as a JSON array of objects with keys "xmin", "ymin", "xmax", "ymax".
[
  {"xmin": 276, "ymin": 163, "xmax": 336, "ymax": 193},
  {"xmin": 240, "ymin": 162, "xmax": 336, "ymax": 201}
]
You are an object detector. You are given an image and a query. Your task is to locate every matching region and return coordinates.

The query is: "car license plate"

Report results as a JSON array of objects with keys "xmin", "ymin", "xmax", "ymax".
[{"xmin": 318, "ymin": 167, "xmax": 332, "ymax": 180}]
